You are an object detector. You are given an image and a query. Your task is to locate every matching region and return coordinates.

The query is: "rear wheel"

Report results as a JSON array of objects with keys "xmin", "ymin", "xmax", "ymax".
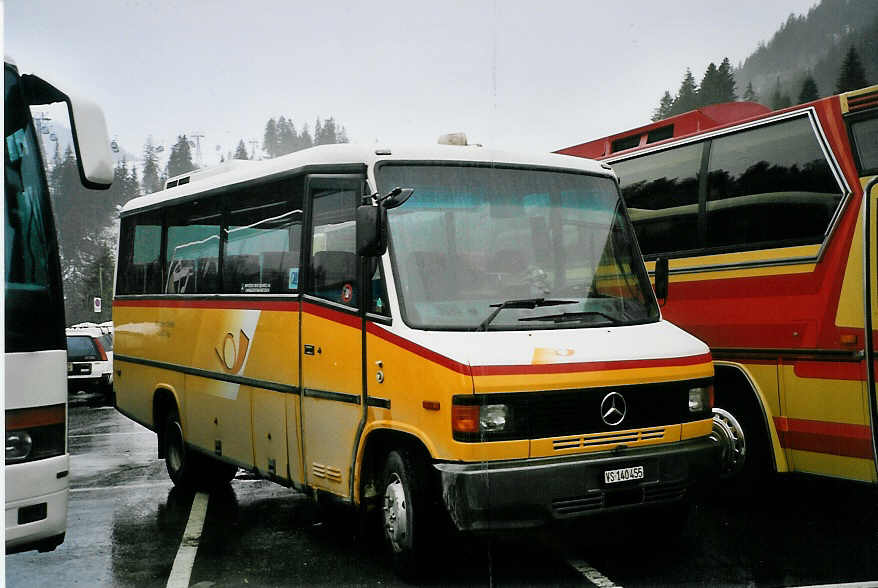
[{"xmin": 163, "ymin": 408, "xmax": 198, "ymax": 488}]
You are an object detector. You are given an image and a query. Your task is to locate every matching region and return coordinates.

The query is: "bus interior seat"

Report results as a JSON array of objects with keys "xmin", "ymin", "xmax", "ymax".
[
  {"xmin": 165, "ymin": 258, "xmax": 196, "ymax": 294},
  {"xmin": 197, "ymin": 257, "xmax": 219, "ymax": 293}
]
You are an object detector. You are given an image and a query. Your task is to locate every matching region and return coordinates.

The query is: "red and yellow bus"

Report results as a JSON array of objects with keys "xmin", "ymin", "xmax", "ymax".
[
  {"xmin": 112, "ymin": 143, "xmax": 718, "ymax": 577},
  {"xmin": 559, "ymin": 85, "xmax": 878, "ymax": 486}
]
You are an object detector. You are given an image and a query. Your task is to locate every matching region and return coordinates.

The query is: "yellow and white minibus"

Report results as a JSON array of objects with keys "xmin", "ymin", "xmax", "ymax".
[{"xmin": 113, "ymin": 142, "xmax": 717, "ymax": 576}]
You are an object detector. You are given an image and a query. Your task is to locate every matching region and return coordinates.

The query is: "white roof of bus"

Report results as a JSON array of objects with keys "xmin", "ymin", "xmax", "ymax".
[{"xmin": 120, "ymin": 143, "xmax": 612, "ymax": 215}]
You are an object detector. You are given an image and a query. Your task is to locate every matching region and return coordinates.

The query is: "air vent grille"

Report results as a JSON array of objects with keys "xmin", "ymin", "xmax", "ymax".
[
  {"xmin": 552, "ymin": 427, "xmax": 666, "ymax": 451},
  {"xmin": 848, "ymin": 89, "xmax": 878, "ymax": 113}
]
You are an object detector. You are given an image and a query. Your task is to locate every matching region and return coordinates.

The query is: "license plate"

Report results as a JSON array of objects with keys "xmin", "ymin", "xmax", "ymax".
[{"xmin": 604, "ymin": 465, "xmax": 644, "ymax": 484}]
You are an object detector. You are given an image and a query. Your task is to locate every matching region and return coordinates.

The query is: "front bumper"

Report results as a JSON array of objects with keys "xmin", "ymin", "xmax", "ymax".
[{"xmin": 434, "ymin": 437, "xmax": 718, "ymax": 532}]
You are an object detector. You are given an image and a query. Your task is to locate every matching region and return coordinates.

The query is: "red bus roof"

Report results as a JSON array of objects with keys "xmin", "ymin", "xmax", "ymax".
[{"xmin": 556, "ymin": 101, "xmax": 772, "ymax": 159}]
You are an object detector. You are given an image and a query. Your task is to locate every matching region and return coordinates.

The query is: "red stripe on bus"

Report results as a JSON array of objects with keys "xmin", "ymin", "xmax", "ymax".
[
  {"xmin": 793, "ymin": 361, "xmax": 865, "ymax": 381},
  {"xmin": 469, "ymin": 352, "xmax": 713, "ymax": 376},
  {"xmin": 301, "ymin": 301, "xmax": 361, "ymax": 329},
  {"xmin": 113, "ymin": 298, "xmax": 301, "ymax": 311},
  {"xmin": 6, "ymin": 404, "xmax": 65, "ymax": 429},
  {"xmin": 774, "ymin": 416, "xmax": 873, "ymax": 459},
  {"xmin": 366, "ymin": 322, "xmax": 472, "ymax": 375}
]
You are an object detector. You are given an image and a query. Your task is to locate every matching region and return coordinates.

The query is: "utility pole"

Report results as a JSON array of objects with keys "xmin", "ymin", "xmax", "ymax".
[
  {"xmin": 248, "ymin": 139, "xmax": 259, "ymax": 160},
  {"xmin": 190, "ymin": 132, "xmax": 205, "ymax": 167}
]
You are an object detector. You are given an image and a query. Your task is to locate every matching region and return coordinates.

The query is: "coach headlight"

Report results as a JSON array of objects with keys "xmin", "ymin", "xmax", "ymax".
[
  {"xmin": 452, "ymin": 400, "xmax": 514, "ymax": 439},
  {"xmin": 688, "ymin": 385, "xmax": 714, "ymax": 414},
  {"xmin": 6, "ymin": 430, "xmax": 33, "ymax": 462}
]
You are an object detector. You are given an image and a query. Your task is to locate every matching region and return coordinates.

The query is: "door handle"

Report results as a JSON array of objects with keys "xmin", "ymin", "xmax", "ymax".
[{"xmin": 304, "ymin": 344, "xmax": 315, "ymax": 355}]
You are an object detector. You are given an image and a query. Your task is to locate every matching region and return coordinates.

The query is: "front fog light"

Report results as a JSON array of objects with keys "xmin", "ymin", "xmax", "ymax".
[
  {"xmin": 480, "ymin": 404, "xmax": 510, "ymax": 432},
  {"xmin": 6, "ymin": 431, "xmax": 33, "ymax": 462},
  {"xmin": 688, "ymin": 386, "xmax": 713, "ymax": 413}
]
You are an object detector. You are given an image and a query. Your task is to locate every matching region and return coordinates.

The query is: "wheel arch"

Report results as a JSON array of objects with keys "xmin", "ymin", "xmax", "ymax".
[
  {"xmin": 152, "ymin": 386, "xmax": 181, "ymax": 459},
  {"xmin": 714, "ymin": 361, "xmax": 787, "ymax": 473},
  {"xmin": 355, "ymin": 425, "xmax": 435, "ymax": 506}
]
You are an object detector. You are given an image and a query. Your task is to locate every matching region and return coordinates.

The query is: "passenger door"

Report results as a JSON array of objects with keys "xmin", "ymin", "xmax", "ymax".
[{"xmin": 300, "ymin": 175, "xmax": 365, "ymax": 498}]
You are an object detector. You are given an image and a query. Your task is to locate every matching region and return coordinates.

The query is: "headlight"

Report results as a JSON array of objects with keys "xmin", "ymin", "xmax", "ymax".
[
  {"xmin": 688, "ymin": 386, "xmax": 714, "ymax": 413},
  {"xmin": 479, "ymin": 404, "xmax": 510, "ymax": 432},
  {"xmin": 452, "ymin": 401, "xmax": 512, "ymax": 437},
  {"xmin": 6, "ymin": 431, "xmax": 33, "ymax": 462}
]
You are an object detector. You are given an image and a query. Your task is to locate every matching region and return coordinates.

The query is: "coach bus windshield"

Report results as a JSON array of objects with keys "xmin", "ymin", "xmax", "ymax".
[
  {"xmin": 377, "ymin": 164, "xmax": 659, "ymax": 330},
  {"xmin": 4, "ymin": 64, "xmax": 65, "ymax": 351}
]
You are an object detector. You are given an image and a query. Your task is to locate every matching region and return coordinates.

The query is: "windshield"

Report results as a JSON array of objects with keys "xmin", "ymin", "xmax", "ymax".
[
  {"xmin": 66, "ymin": 336, "xmax": 99, "ymax": 361},
  {"xmin": 377, "ymin": 164, "xmax": 659, "ymax": 330},
  {"xmin": 5, "ymin": 64, "xmax": 65, "ymax": 352}
]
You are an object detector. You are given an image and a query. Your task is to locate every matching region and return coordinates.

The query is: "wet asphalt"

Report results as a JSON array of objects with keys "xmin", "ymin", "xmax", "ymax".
[{"xmin": 6, "ymin": 403, "xmax": 878, "ymax": 587}]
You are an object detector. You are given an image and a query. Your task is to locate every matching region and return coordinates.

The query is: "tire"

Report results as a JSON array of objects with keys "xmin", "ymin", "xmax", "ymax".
[
  {"xmin": 201, "ymin": 455, "xmax": 238, "ymax": 485},
  {"xmin": 163, "ymin": 407, "xmax": 198, "ymax": 489},
  {"xmin": 381, "ymin": 449, "xmax": 430, "ymax": 581},
  {"xmin": 711, "ymin": 398, "xmax": 768, "ymax": 499}
]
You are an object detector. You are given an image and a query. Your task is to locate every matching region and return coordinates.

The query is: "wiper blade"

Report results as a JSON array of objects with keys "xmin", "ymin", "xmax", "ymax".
[
  {"xmin": 518, "ymin": 310, "xmax": 618, "ymax": 324},
  {"xmin": 476, "ymin": 298, "xmax": 576, "ymax": 331}
]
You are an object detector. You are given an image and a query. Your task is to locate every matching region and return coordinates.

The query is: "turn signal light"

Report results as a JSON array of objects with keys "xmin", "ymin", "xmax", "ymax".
[{"xmin": 451, "ymin": 405, "xmax": 480, "ymax": 433}]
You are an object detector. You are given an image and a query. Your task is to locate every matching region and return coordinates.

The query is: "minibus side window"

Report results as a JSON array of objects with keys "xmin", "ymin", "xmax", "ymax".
[
  {"xmin": 308, "ymin": 187, "xmax": 359, "ymax": 308},
  {"xmin": 224, "ymin": 179, "xmax": 304, "ymax": 294},
  {"xmin": 165, "ymin": 200, "xmax": 221, "ymax": 294},
  {"xmin": 117, "ymin": 211, "xmax": 162, "ymax": 294}
]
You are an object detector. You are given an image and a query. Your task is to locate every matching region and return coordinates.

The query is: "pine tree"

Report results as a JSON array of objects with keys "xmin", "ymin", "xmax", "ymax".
[
  {"xmin": 699, "ymin": 62, "xmax": 722, "ymax": 106},
  {"xmin": 263, "ymin": 118, "xmax": 279, "ymax": 158},
  {"xmin": 835, "ymin": 45, "xmax": 869, "ymax": 93},
  {"xmin": 670, "ymin": 69, "xmax": 699, "ymax": 115},
  {"xmin": 717, "ymin": 57, "xmax": 737, "ymax": 102},
  {"xmin": 742, "ymin": 81, "xmax": 759, "ymax": 102},
  {"xmin": 770, "ymin": 77, "xmax": 792, "ymax": 109},
  {"xmin": 798, "ymin": 75, "xmax": 819, "ymax": 103},
  {"xmin": 652, "ymin": 91, "xmax": 675, "ymax": 121},
  {"xmin": 141, "ymin": 137, "xmax": 162, "ymax": 195},
  {"xmin": 299, "ymin": 124, "xmax": 313, "ymax": 150},
  {"xmin": 234, "ymin": 139, "xmax": 249, "ymax": 160},
  {"xmin": 277, "ymin": 116, "xmax": 297, "ymax": 155},
  {"xmin": 314, "ymin": 118, "xmax": 324, "ymax": 145},
  {"xmin": 167, "ymin": 135, "xmax": 196, "ymax": 178}
]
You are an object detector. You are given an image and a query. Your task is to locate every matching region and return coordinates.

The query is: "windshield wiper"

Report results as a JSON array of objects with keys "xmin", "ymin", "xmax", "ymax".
[
  {"xmin": 476, "ymin": 298, "xmax": 577, "ymax": 331},
  {"xmin": 518, "ymin": 310, "xmax": 619, "ymax": 325}
]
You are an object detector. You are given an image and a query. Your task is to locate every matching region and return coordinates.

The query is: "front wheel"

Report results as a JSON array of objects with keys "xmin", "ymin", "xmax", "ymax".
[
  {"xmin": 710, "ymin": 401, "xmax": 768, "ymax": 497},
  {"xmin": 381, "ymin": 449, "xmax": 429, "ymax": 580}
]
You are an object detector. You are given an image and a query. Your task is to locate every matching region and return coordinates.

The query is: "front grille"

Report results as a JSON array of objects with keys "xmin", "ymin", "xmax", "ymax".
[{"xmin": 553, "ymin": 427, "xmax": 666, "ymax": 451}]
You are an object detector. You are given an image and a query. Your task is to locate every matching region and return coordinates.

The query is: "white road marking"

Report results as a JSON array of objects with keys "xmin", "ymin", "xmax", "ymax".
[
  {"xmin": 166, "ymin": 491, "xmax": 210, "ymax": 588},
  {"xmin": 567, "ymin": 559, "xmax": 622, "ymax": 588},
  {"xmin": 70, "ymin": 481, "xmax": 173, "ymax": 493}
]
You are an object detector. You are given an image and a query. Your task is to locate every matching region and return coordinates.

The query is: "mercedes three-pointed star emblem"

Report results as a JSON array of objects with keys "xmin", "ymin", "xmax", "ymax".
[{"xmin": 600, "ymin": 391, "xmax": 627, "ymax": 426}]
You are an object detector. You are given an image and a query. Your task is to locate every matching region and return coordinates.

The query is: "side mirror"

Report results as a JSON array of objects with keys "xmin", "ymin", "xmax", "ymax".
[
  {"xmin": 21, "ymin": 74, "xmax": 114, "ymax": 189},
  {"xmin": 654, "ymin": 257, "xmax": 669, "ymax": 301},
  {"xmin": 356, "ymin": 205, "xmax": 387, "ymax": 257}
]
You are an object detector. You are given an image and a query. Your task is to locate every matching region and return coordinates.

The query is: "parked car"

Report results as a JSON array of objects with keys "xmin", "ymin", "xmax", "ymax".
[{"xmin": 65, "ymin": 325, "xmax": 113, "ymax": 402}]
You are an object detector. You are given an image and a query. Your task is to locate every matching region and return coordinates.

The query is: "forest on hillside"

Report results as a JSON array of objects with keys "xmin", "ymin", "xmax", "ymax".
[
  {"xmin": 48, "ymin": 114, "xmax": 349, "ymax": 324},
  {"xmin": 652, "ymin": 0, "xmax": 877, "ymax": 121}
]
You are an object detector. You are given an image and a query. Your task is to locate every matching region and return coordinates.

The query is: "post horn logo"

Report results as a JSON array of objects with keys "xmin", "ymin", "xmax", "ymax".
[
  {"xmin": 600, "ymin": 391, "xmax": 627, "ymax": 426},
  {"xmin": 216, "ymin": 330, "xmax": 250, "ymax": 374}
]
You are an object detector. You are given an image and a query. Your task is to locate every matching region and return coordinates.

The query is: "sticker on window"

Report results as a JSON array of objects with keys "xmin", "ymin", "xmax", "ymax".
[
  {"xmin": 288, "ymin": 267, "xmax": 299, "ymax": 290},
  {"xmin": 341, "ymin": 283, "xmax": 353, "ymax": 304},
  {"xmin": 241, "ymin": 283, "xmax": 271, "ymax": 294}
]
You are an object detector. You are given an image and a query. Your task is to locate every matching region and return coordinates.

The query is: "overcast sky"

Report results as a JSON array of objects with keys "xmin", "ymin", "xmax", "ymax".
[{"xmin": 6, "ymin": 0, "xmax": 818, "ymax": 166}]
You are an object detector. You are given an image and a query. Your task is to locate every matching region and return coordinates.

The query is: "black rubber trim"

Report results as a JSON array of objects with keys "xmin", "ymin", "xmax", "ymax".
[
  {"xmin": 114, "ymin": 354, "xmax": 300, "ymax": 394},
  {"xmin": 712, "ymin": 347, "xmax": 864, "ymax": 362},
  {"xmin": 302, "ymin": 388, "xmax": 361, "ymax": 404},
  {"xmin": 367, "ymin": 396, "xmax": 391, "ymax": 409}
]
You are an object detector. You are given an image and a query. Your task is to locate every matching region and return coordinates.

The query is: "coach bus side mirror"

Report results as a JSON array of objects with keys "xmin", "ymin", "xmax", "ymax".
[
  {"xmin": 356, "ymin": 205, "xmax": 387, "ymax": 257},
  {"xmin": 654, "ymin": 257, "xmax": 669, "ymax": 302},
  {"xmin": 21, "ymin": 73, "xmax": 113, "ymax": 189}
]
